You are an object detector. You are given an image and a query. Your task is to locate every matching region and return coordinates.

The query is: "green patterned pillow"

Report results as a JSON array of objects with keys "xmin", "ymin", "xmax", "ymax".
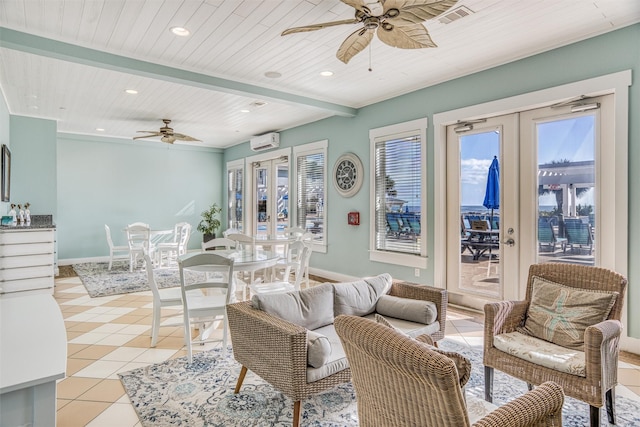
[{"xmin": 518, "ymin": 276, "xmax": 618, "ymax": 350}]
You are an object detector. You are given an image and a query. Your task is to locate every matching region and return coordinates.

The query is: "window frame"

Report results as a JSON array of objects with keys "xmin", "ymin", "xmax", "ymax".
[
  {"xmin": 369, "ymin": 118, "xmax": 428, "ymax": 268},
  {"xmin": 293, "ymin": 139, "xmax": 328, "ymax": 254},
  {"xmin": 226, "ymin": 159, "xmax": 244, "ymax": 233}
]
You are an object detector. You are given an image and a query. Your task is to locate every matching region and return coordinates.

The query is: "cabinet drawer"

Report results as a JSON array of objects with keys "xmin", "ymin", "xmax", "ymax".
[
  {"xmin": 0, "ymin": 276, "xmax": 54, "ymax": 294},
  {"xmin": 0, "ymin": 254, "xmax": 53, "ymax": 269},
  {"xmin": 0, "ymin": 242, "xmax": 54, "ymax": 256},
  {"xmin": 0, "ymin": 265, "xmax": 54, "ymax": 281},
  {"xmin": 0, "ymin": 230, "xmax": 54, "ymax": 244}
]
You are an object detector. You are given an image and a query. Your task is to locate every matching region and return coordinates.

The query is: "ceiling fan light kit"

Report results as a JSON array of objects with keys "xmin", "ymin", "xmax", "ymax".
[{"xmin": 281, "ymin": 0, "xmax": 457, "ymax": 64}]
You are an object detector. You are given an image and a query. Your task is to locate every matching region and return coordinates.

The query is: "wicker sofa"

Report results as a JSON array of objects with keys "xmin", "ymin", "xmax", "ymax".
[{"xmin": 226, "ymin": 273, "xmax": 447, "ymax": 427}]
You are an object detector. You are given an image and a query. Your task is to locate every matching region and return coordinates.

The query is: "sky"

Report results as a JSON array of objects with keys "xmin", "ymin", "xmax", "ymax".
[{"xmin": 460, "ymin": 115, "xmax": 595, "ymax": 208}]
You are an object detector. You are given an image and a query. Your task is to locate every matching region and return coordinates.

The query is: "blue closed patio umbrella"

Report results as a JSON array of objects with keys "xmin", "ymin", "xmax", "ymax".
[{"xmin": 483, "ymin": 156, "xmax": 500, "ymax": 230}]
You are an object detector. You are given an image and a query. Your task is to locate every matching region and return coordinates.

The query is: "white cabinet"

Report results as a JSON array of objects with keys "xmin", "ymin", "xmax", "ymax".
[{"xmin": 0, "ymin": 228, "xmax": 55, "ymax": 295}]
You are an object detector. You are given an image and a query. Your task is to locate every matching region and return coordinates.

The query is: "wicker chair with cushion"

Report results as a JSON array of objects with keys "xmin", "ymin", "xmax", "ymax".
[
  {"xmin": 484, "ymin": 263, "xmax": 627, "ymax": 427},
  {"xmin": 335, "ymin": 315, "xmax": 565, "ymax": 427},
  {"xmin": 227, "ymin": 276, "xmax": 448, "ymax": 427}
]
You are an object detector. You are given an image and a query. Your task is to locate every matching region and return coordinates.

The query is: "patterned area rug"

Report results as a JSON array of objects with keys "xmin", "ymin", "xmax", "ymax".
[
  {"xmin": 119, "ymin": 339, "xmax": 640, "ymax": 426},
  {"xmin": 73, "ymin": 261, "xmax": 184, "ymax": 298}
]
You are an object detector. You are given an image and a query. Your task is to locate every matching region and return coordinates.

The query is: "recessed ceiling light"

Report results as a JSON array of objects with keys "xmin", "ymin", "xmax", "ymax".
[
  {"xmin": 125, "ymin": 89, "xmax": 138, "ymax": 94},
  {"xmin": 96, "ymin": 128, "xmax": 105, "ymax": 132},
  {"xmin": 170, "ymin": 26, "xmax": 190, "ymax": 36},
  {"xmin": 320, "ymin": 70, "xmax": 334, "ymax": 77},
  {"xmin": 240, "ymin": 109, "xmax": 251, "ymax": 113},
  {"xmin": 264, "ymin": 71, "xmax": 282, "ymax": 79}
]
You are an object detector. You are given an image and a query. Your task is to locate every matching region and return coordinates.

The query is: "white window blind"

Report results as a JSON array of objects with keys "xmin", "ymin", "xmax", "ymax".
[
  {"xmin": 294, "ymin": 141, "xmax": 327, "ymax": 250},
  {"xmin": 374, "ymin": 134, "xmax": 422, "ymax": 255}
]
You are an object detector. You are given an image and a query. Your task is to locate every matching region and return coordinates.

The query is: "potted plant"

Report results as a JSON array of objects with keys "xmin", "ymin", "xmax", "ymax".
[{"xmin": 197, "ymin": 203, "xmax": 222, "ymax": 242}]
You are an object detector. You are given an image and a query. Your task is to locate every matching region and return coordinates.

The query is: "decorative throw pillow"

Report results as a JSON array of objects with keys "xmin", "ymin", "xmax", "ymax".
[
  {"xmin": 518, "ymin": 276, "xmax": 618, "ymax": 350},
  {"xmin": 376, "ymin": 294, "xmax": 438, "ymax": 325},
  {"xmin": 251, "ymin": 282, "xmax": 334, "ymax": 330},
  {"xmin": 333, "ymin": 273, "xmax": 392, "ymax": 317},
  {"xmin": 307, "ymin": 330, "xmax": 332, "ymax": 368},
  {"xmin": 375, "ymin": 314, "xmax": 470, "ymax": 387}
]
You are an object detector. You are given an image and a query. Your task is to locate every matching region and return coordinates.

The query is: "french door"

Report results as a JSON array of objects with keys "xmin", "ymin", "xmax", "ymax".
[
  {"xmin": 446, "ymin": 95, "xmax": 613, "ymax": 310},
  {"xmin": 250, "ymin": 156, "xmax": 290, "ymax": 237}
]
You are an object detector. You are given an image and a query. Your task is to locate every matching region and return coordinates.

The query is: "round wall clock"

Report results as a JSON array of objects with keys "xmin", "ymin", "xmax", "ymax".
[{"xmin": 333, "ymin": 152, "xmax": 363, "ymax": 198}]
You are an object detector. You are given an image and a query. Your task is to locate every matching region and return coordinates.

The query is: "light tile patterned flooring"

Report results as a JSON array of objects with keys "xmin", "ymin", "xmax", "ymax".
[{"xmin": 53, "ymin": 275, "xmax": 640, "ymax": 426}]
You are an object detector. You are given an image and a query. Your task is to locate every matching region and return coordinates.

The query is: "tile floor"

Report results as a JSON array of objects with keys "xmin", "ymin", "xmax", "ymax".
[{"xmin": 52, "ymin": 274, "xmax": 640, "ymax": 426}]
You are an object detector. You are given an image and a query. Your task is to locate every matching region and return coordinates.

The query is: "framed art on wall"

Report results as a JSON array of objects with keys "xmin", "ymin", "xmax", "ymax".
[{"xmin": 2, "ymin": 144, "xmax": 10, "ymax": 202}]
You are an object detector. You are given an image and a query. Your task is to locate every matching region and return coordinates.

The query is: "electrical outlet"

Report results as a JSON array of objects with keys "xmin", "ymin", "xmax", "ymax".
[{"xmin": 414, "ymin": 268, "xmax": 420, "ymax": 277}]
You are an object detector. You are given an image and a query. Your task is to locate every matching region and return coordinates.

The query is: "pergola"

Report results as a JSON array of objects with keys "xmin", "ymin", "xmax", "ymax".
[{"xmin": 538, "ymin": 160, "xmax": 594, "ymax": 217}]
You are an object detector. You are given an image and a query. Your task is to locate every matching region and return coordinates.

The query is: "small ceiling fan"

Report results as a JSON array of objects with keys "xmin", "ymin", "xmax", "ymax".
[
  {"xmin": 281, "ymin": 0, "xmax": 457, "ymax": 64},
  {"xmin": 133, "ymin": 119, "xmax": 201, "ymax": 144}
]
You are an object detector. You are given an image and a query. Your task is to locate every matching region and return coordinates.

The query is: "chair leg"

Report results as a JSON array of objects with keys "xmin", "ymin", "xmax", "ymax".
[
  {"xmin": 484, "ymin": 366, "xmax": 494, "ymax": 403},
  {"xmin": 184, "ymin": 312, "xmax": 193, "ymax": 363},
  {"xmin": 150, "ymin": 304, "xmax": 161, "ymax": 347},
  {"xmin": 590, "ymin": 405, "xmax": 601, "ymax": 427},
  {"xmin": 234, "ymin": 366, "xmax": 248, "ymax": 394},
  {"xmin": 606, "ymin": 388, "xmax": 616, "ymax": 425},
  {"xmin": 293, "ymin": 400, "xmax": 301, "ymax": 427},
  {"xmin": 108, "ymin": 253, "xmax": 113, "ymax": 270}
]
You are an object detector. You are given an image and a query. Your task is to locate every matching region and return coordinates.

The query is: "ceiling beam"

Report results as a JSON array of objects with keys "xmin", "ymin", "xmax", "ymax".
[{"xmin": 0, "ymin": 27, "xmax": 357, "ymax": 118}]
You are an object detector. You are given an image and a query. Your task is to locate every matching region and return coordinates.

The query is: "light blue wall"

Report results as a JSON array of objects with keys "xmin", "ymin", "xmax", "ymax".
[
  {"xmin": 0, "ymin": 92, "xmax": 9, "ymax": 215},
  {"xmin": 225, "ymin": 24, "xmax": 640, "ymax": 330},
  {"xmin": 56, "ymin": 134, "xmax": 224, "ymax": 259},
  {"xmin": 10, "ymin": 115, "xmax": 57, "ymax": 217}
]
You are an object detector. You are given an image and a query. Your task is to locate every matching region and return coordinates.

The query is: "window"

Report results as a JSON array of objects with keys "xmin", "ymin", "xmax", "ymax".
[
  {"xmin": 227, "ymin": 160, "xmax": 244, "ymax": 233},
  {"xmin": 293, "ymin": 140, "xmax": 328, "ymax": 253},
  {"xmin": 370, "ymin": 118, "xmax": 427, "ymax": 268}
]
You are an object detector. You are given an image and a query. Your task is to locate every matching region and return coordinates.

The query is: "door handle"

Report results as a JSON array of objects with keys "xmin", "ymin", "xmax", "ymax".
[{"xmin": 503, "ymin": 238, "xmax": 515, "ymax": 247}]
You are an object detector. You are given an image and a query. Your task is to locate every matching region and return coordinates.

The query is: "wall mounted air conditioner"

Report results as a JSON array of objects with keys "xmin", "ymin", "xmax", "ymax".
[{"xmin": 250, "ymin": 132, "xmax": 280, "ymax": 151}]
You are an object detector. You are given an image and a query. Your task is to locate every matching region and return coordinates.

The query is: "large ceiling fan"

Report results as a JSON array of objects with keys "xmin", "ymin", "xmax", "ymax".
[
  {"xmin": 133, "ymin": 119, "xmax": 201, "ymax": 144},
  {"xmin": 282, "ymin": 0, "xmax": 457, "ymax": 64}
]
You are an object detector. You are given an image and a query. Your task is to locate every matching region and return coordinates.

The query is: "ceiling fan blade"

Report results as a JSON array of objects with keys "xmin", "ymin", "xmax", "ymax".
[
  {"xmin": 133, "ymin": 133, "xmax": 162, "ymax": 140},
  {"xmin": 282, "ymin": 19, "xmax": 360, "ymax": 36},
  {"xmin": 386, "ymin": 0, "xmax": 458, "ymax": 25},
  {"xmin": 377, "ymin": 22, "xmax": 436, "ymax": 49},
  {"xmin": 173, "ymin": 133, "xmax": 201, "ymax": 142},
  {"xmin": 337, "ymin": 27, "xmax": 374, "ymax": 63}
]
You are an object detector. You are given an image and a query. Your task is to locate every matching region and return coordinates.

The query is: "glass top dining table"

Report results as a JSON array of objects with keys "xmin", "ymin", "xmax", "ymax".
[{"xmin": 179, "ymin": 249, "xmax": 281, "ymax": 302}]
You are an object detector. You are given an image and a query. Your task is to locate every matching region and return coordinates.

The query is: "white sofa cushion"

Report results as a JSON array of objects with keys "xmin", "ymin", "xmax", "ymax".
[
  {"xmin": 307, "ymin": 330, "xmax": 332, "ymax": 368},
  {"xmin": 376, "ymin": 294, "xmax": 438, "ymax": 324},
  {"xmin": 333, "ymin": 273, "xmax": 392, "ymax": 317},
  {"xmin": 493, "ymin": 331, "xmax": 586, "ymax": 377},
  {"xmin": 364, "ymin": 313, "xmax": 440, "ymax": 339},
  {"xmin": 251, "ymin": 282, "xmax": 334, "ymax": 330},
  {"xmin": 306, "ymin": 324, "xmax": 348, "ymax": 383}
]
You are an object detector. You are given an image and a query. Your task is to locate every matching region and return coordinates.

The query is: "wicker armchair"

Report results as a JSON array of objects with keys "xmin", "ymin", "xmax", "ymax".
[
  {"xmin": 334, "ymin": 315, "xmax": 564, "ymax": 427},
  {"xmin": 227, "ymin": 281, "xmax": 447, "ymax": 427},
  {"xmin": 484, "ymin": 263, "xmax": 627, "ymax": 427}
]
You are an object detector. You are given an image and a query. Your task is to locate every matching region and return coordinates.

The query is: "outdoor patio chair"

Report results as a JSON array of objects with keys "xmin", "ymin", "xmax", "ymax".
[
  {"xmin": 564, "ymin": 218, "xmax": 593, "ymax": 254},
  {"xmin": 484, "ymin": 263, "xmax": 627, "ymax": 427},
  {"xmin": 538, "ymin": 217, "xmax": 567, "ymax": 253},
  {"xmin": 335, "ymin": 315, "xmax": 565, "ymax": 427}
]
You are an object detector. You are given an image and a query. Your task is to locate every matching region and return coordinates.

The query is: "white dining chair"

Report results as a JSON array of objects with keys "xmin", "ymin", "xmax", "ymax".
[
  {"xmin": 201, "ymin": 237, "xmax": 236, "ymax": 251},
  {"xmin": 179, "ymin": 253, "xmax": 235, "ymax": 363},
  {"xmin": 155, "ymin": 222, "xmax": 191, "ymax": 267},
  {"xmin": 126, "ymin": 223, "xmax": 150, "ymax": 271},
  {"xmin": 104, "ymin": 224, "xmax": 129, "ymax": 270},
  {"xmin": 299, "ymin": 232, "xmax": 314, "ymax": 288},
  {"xmin": 251, "ymin": 243, "xmax": 308, "ymax": 296},
  {"xmin": 144, "ymin": 254, "xmax": 183, "ymax": 347},
  {"xmin": 226, "ymin": 233, "xmax": 260, "ymax": 291}
]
